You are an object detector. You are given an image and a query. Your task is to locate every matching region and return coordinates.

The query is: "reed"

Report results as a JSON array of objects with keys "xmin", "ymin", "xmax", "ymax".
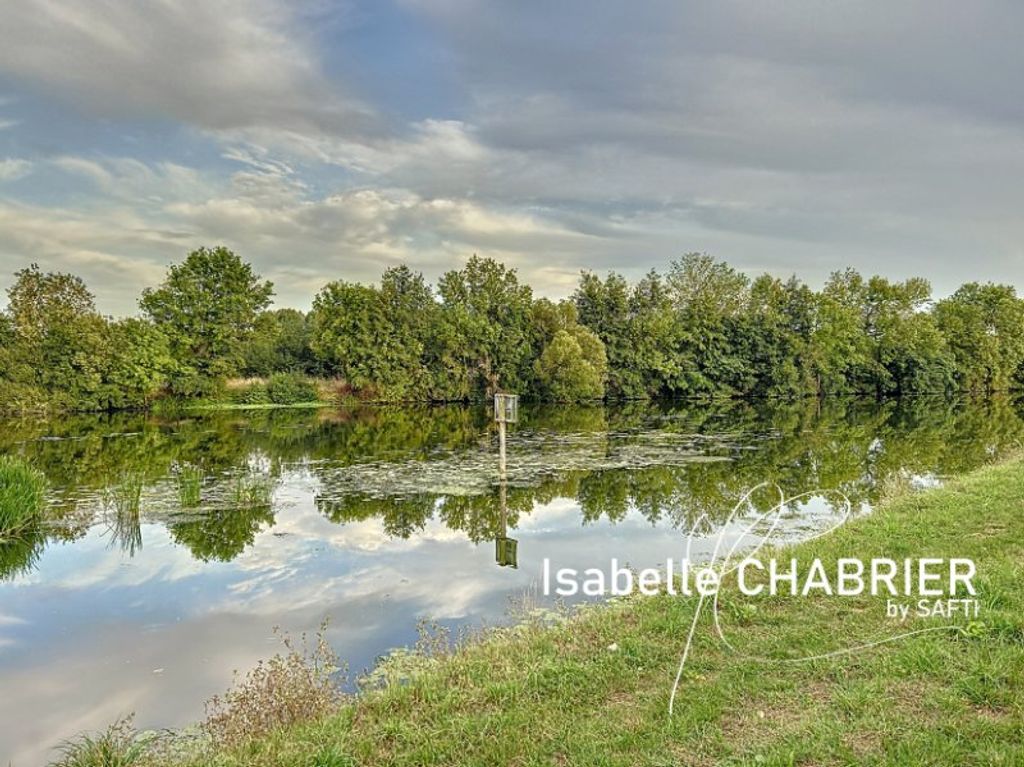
[{"xmin": 176, "ymin": 463, "xmax": 204, "ymax": 508}]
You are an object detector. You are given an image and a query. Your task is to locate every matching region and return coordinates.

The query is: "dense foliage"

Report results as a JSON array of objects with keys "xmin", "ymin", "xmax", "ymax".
[{"xmin": 2, "ymin": 248, "xmax": 1023, "ymax": 411}]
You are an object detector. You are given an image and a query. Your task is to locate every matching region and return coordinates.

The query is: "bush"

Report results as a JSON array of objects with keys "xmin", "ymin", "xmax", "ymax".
[
  {"xmin": 0, "ymin": 380, "xmax": 50, "ymax": 413},
  {"xmin": 0, "ymin": 456, "xmax": 47, "ymax": 538},
  {"xmin": 266, "ymin": 373, "xmax": 319, "ymax": 405},
  {"xmin": 232, "ymin": 382, "xmax": 271, "ymax": 405},
  {"xmin": 203, "ymin": 621, "xmax": 343, "ymax": 749}
]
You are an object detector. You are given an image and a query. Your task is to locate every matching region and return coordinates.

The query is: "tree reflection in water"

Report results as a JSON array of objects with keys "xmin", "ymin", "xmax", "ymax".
[{"xmin": 1, "ymin": 395, "xmax": 1022, "ymax": 578}]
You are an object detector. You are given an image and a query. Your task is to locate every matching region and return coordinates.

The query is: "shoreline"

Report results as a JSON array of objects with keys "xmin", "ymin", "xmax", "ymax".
[{"xmin": 56, "ymin": 453, "xmax": 1022, "ymax": 766}]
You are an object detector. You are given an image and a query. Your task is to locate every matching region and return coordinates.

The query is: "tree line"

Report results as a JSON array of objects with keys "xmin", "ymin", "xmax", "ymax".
[{"xmin": 1, "ymin": 246, "xmax": 1023, "ymax": 411}]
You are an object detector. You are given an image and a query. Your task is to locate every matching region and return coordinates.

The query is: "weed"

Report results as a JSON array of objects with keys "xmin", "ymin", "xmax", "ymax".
[{"xmin": 203, "ymin": 620, "xmax": 344, "ymax": 750}]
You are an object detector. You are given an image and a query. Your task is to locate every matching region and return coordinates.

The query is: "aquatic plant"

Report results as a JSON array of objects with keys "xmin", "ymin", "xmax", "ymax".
[
  {"xmin": 175, "ymin": 463, "xmax": 204, "ymax": 508},
  {"xmin": 203, "ymin": 620, "xmax": 343, "ymax": 750},
  {"xmin": 105, "ymin": 472, "xmax": 145, "ymax": 555},
  {"xmin": 107, "ymin": 472, "xmax": 144, "ymax": 515},
  {"xmin": 230, "ymin": 473, "xmax": 274, "ymax": 508},
  {"xmin": 0, "ymin": 455, "xmax": 47, "ymax": 539}
]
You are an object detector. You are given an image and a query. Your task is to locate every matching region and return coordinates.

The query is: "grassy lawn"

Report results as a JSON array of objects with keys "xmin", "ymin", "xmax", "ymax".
[{"xmin": 164, "ymin": 459, "xmax": 1023, "ymax": 766}]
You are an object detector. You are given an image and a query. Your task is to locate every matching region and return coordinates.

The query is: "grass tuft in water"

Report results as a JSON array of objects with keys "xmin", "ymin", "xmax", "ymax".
[
  {"xmin": 230, "ymin": 473, "xmax": 274, "ymax": 509},
  {"xmin": 106, "ymin": 472, "xmax": 144, "ymax": 517},
  {"xmin": 0, "ymin": 455, "xmax": 47, "ymax": 539},
  {"xmin": 175, "ymin": 463, "xmax": 204, "ymax": 508},
  {"xmin": 104, "ymin": 472, "xmax": 148, "ymax": 555}
]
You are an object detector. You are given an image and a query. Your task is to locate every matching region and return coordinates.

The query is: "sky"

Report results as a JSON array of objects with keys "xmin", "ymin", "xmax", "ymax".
[{"xmin": 0, "ymin": 0, "xmax": 1023, "ymax": 315}]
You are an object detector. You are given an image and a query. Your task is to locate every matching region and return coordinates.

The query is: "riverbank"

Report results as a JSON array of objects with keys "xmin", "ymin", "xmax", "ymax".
[{"xmin": 132, "ymin": 456, "xmax": 1022, "ymax": 767}]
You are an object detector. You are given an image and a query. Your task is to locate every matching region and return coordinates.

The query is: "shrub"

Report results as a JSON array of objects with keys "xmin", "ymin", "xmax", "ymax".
[
  {"xmin": 233, "ymin": 382, "xmax": 271, "ymax": 405},
  {"xmin": 0, "ymin": 456, "xmax": 47, "ymax": 538},
  {"xmin": 0, "ymin": 380, "xmax": 50, "ymax": 413},
  {"xmin": 266, "ymin": 373, "xmax": 319, "ymax": 405},
  {"xmin": 203, "ymin": 621, "xmax": 343, "ymax": 749}
]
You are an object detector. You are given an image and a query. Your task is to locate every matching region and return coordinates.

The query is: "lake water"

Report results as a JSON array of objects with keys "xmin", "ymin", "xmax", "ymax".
[{"xmin": 1, "ymin": 396, "xmax": 1022, "ymax": 764}]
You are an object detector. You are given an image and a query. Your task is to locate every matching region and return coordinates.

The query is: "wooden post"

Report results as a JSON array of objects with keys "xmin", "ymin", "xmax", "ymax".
[
  {"xmin": 498, "ymin": 419, "xmax": 507, "ymax": 479},
  {"xmin": 494, "ymin": 392, "xmax": 518, "ymax": 568}
]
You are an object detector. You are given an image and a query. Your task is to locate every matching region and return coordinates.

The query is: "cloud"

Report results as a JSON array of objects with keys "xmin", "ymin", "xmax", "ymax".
[
  {"xmin": 0, "ymin": 158, "xmax": 31, "ymax": 181},
  {"xmin": 1, "ymin": 1, "xmax": 1024, "ymax": 310},
  {"xmin": 0, "ymin": 0, "xmax": 377, "ymax": 138},
  {"xmin": 0, "ymin": 154, "xmax": 606, "ymax": 313}
]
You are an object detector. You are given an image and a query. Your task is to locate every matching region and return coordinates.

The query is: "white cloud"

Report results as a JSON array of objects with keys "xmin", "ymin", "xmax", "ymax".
[
  {"xmin": 0, "ymin": 0, "xmax": 376, "ymax": 138},
  {"xmin": 0, "ymin": 158, "xmax": 31, "ymax": 181}
]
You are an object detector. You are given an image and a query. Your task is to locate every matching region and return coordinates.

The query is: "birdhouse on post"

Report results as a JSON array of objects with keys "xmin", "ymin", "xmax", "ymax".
[
  {"xmin": 493, "ymin": 392, "xmax": 518, "ymax": 478},
  {"xmin": 493, "ymin": 392, "xmax": 519, "ymax": 568},
  {"xmin": 493, "ymin": 393, "xmax": 519, "ymax": 424}
]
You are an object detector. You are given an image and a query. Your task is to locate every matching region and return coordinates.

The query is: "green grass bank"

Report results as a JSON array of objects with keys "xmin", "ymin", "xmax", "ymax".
[{"xmin": 65, "ymin": 458, "xmax": 1024, "ymax": 767}]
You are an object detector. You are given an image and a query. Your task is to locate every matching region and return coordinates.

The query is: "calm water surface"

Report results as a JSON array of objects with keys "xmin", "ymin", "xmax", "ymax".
[{"xmin": 1, "ymin": 397, "xmax": 1022, "ymax": 764}]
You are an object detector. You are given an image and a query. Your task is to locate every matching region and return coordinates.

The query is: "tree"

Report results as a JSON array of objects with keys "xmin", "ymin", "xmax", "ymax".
[
  {"xmin": 242, "ymin": 309, "xmax": 314, "ymax": 377},
  {"xmin": 140, "ymin": 247, "xmax": 273, "ymax": 387},
  {"xmin": 533, "ymin": 329, "xmax": 607, "ymax": 401},
  {"xmin": 309, "ymin": 266, "xmax": 435, "ymax": 399},
  {"xmin": 667, "ymin": 254, "xmax": 751, "ymax": 396},
  {"xmin": 740, "ymin": 275, "xmax": 817, "ymax": 397},
  {"xmin": 3, "ymin": 265, "xmax": 106, "ymax": 407},
  {"xmin": 95, "ymin": 319, "xmax": 178, "ymax": 409},
  {"xmin": 934, "ymin": 283, "xmax": 1024, "ymax": 392},
  {"xmin": 436, "ymin": 255, "xmax": 534, "ymax": 396},
  {"xmin": 530, "ymin": 299, "xmax": 608, "ymax": 401}
]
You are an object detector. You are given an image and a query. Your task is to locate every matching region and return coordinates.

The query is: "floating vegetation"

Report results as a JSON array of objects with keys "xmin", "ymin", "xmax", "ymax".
[
  {"xmin": 0, "ymin": 455, "xmax": 47, "ymax": 539},
  {"xmin": 315, "ymin": 428, "xmax": 735, "ymax": 503}
]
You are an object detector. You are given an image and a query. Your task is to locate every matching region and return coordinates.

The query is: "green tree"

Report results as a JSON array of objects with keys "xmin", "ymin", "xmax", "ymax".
[
  {"xmin": 309, "ymin": 266, "xmax": 435, "ymax": 399},
  {"xmin": 242, "ymin": 309, "xmax": 314, "ymax": 377},
  {"xmin": 533, "ymin": 329, "xmax": 607, "ymax": 401},
  {"xmin": 95, "ymin": 319, "xmax": 178, "ymax": 409},
  {"xmin": 934, "ymin": 283, "xmax": 1024, "ymax": 392},
  {"xmin": 436, "ymin": 256, "xmax": 534, "ymax": 396},
  {"xmin": 3, "ymin": 264, "xmax": 106, "ymax": 408},
  {"xmin": 140, "ymin": 247, "xmax": 273, "ymax": 388},
  {"xmin": 530, "ymin": 299, "xmax": 608, "ymax": 401},
  {"xmin": 667, "ymin": 253, "xmax": 751, "ymax": 396}
]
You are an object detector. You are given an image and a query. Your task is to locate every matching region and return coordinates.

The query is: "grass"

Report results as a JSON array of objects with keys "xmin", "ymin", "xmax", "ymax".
[
  {"xmin": 51, "ymin": 717, "xmax": 150, "ymax": 767},
  {"xmin": 0, "ymin": 454, "xmax": 47, "ymax": 539},
  {"xmin": 175, "ymin": 464, "xmax": 204, "ymax": 508},
  {"xmin": 53, "ymin": 457, "xmax": 1024, "ymax": 766}
]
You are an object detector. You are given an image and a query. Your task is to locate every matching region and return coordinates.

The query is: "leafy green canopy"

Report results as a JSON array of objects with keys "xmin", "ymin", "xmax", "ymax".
[
  {"xmin": 3, "ymin": 248, "xmax": 1024, "ymax": 411},
  {"xmin": 140, "ymin": 246, "xmax": 274, "ymax": 389}
]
